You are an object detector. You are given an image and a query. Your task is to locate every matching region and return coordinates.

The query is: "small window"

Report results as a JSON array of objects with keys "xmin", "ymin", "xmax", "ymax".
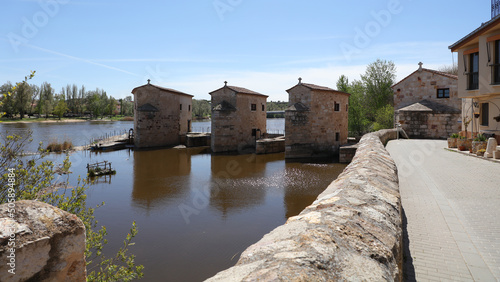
[
  {"xmin": 437, "ymin": 88, "xmax": 450, "ymax": 98},
  {"xmin": 188, "ymin": 105, "xmax": 191, "ymax": 111},
  {"xmin": 335, "ymin": 132, "xmax": 340, "ymax": 142},
  {"xmin": 334, "ymin": 102, "xmax": 340, "ymax": 112},
  {"xmin": 180, "ymin": 104, "xmax": 182, "ymax": 111},
  {"xmin": 481, "ymin": 103, "xmax": 489, "ymax": 126},
  {"xmin": 262, "ymin": 104, "xmax": 265, "ymax": 111},
  {"xmin": 251, "ymin": 104, "xmax": 256, "ymax": 111}
]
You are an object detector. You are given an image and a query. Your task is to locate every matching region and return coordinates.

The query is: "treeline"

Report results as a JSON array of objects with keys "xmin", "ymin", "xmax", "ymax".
[{"xmin": 0, "ymin": 80, "xmax": 134, "ymax": 119}]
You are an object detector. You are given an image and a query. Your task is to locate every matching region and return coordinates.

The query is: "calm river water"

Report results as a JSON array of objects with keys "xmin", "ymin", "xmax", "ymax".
[{"xmin": 0, "ymin": 119, "xmax": 347, "ymax": 281}]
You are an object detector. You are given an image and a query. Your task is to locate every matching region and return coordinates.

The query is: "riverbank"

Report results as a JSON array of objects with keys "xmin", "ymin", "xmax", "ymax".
[{"xmin": 0, "ymin": 116, "xmax": 134, "ymax": 124}]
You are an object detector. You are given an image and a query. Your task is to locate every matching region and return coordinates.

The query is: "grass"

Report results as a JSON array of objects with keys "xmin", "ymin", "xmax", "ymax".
[{"xmin": 46, "ymin": 139, "xmax": 73, "ymax": 152}]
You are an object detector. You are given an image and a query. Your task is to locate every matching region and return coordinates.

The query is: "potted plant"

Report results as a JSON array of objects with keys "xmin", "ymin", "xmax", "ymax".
[
  {"xmin": 448, "ymin": 133, "xmax": 459, "ymax": 148},
  {"xmin": 457, "ymin": 136, "xmax": 468, "ymax": 151},
  {"xmin": 477, "ymin": 148, "xmax": 486, "ymax": 157},
  {"xmin": 472, "ymin": 133, "xmax": 488, "ymax": 154}
]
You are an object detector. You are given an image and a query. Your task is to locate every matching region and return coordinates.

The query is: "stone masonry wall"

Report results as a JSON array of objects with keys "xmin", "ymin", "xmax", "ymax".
[
  {"xmin": 393, "ymin": 69, "xmax": 459, "ymax": 111},
  {"xmin": 397, "ymin": 111, "xmax": 461, "ymax": 139},
  {"xmin": 133, "ymin": 85, "xmax": 192, "ymax": 148},
  {"xmin": 0, "ymin": 200, "xmax": 86, "ymax": 281},
  {"xmin": 285, "ymin": 85, "xmax": 349, "ymax": 159},
  {"xmin": 211, "ymin": 88, "xmax": 267, "ymax": 153},
  {"xmin": 206, "ymin": 129, "xmax": 403, "ymax": 281}
]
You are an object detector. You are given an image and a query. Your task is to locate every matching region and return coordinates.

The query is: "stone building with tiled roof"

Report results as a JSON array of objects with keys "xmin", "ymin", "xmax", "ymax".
[
  {"xmin": 131, "ymin": 80, "xmax": 193, "ymax": 148},
  {"xmin": 285, "ymin": 78, "xmax": 350, "ymax": 159},
  {"xmin": 210, "ymin": 82, "xmax": 268, "ymax": 153},
  {"xmin": 392, "ymin": 63, "xmax": 462, "ymax": 139}
]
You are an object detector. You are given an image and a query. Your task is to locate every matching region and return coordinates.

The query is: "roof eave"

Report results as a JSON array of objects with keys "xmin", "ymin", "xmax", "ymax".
[{"xmin": 450, "ymin": 15, "xmax": 500, "ymax": 52}]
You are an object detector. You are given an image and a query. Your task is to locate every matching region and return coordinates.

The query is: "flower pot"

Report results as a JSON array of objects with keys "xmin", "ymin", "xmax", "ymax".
[
  {"xmin": 457, "ymin": 139, "xmax": 468, "ymax": 150},
  {"xmin": 477, "ymin": 151, "xmax": 485, "ymax": 157},
  {"xmin": 472, "ymin": 141, "xmax": 487, "ymax": 154},
  {"xmin": 458, "ymin": 145, "xmax": 467, "ymax": 151},
  {"xmin": 447, "ymin": 138, "xmax": 458, "ymax": 148}
]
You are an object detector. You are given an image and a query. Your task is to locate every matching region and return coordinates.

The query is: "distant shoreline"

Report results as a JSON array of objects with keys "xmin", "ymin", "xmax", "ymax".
[{"xmin": 0, "ymin": 119, "xmax": 88, "ymax": 124}]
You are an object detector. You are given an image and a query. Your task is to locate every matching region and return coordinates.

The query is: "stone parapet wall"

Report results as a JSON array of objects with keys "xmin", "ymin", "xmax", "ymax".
[
  {"xmin": 256, "ymin": 137, "xmax": 285, "ymax": 154},
  {"xmin": 207, "ymin": 129, "xmax": 403, "ymax": 281},
  {"xmin": 0, "ymin": 200, "xmax": 86, "ymax": 281}
]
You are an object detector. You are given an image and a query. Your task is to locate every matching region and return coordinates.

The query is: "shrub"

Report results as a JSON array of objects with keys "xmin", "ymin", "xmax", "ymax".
[
  {"xmin": 474, "ymin": 134, "xmax": 487, "ymax": 142},
  {"xmin": 450, "ymin": 133, "xmax": 459, "ymax": 138}
]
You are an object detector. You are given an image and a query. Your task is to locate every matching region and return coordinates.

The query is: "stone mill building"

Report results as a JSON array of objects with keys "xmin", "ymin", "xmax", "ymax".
[
  {"xmin": 210, "ymin": 82, "xmax": 268, "ymax": 153},
  {"xmin": 132, "ymin": 80, "xmax": 193, "ymax": 148},
  {"xmin": 392, "ymin": 63, "xmax": 461, "ymax": 139},
  {"xmin": 285, "ymin": 78, "xmax": 350, "ymax": 159}
]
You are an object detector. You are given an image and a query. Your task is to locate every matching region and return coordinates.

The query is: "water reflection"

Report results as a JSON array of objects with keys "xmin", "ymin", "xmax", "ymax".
[
  {"xmin": 282, "ymin": 163, "xmax": 346, "ymax": 218},
  {"xmin": 132, "ymin": 148, "xmax": 205, "ymax": 209},
  {"xmin": 209, "ymin": 153, "xmax": 284, "ymax": 217}
]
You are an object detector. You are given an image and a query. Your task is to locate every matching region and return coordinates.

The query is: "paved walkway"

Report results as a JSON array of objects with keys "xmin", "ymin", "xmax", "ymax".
[{"xmin": 386, "ymin": 139, "xmax": 500, "ymax": 282}]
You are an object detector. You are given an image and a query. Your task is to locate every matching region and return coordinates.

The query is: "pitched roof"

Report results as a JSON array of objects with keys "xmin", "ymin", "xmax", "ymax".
[
  {"xmin": 396, "ymin": 99, "xmax": 460, "ymax": 114},
  {"xmin": 450, "ymin": 14, "xmax": 500, "ymax": 51},
  {"xmin": 286, "ymin": 102, "xmax": 309, "ymax": 112},
  {"xmin": 136, "ymin": 103, "xmax": 159, "ymax": 112},
  {"xmin": 391, "ymin": 68, "xmax": 457, "ymax": 88},
  {"xmin": 212, "ymin": 100, "xmax": 236, "ymax": 112},
  {"xmin": 131, "ymin": 83, "xmax": 194, "ymax": 97},
  {"xmin": 209, "ymin": 85, "xmax": 268, "ymax": 97},
  {"xmin": 286, "ymin": 82, "xmax": 350, "ymax": 96}
]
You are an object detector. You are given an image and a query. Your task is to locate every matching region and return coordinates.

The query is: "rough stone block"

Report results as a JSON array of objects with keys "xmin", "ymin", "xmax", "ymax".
[{"xmin": 0, "ymin": 200, "xmax": 86, "ymax": 282}]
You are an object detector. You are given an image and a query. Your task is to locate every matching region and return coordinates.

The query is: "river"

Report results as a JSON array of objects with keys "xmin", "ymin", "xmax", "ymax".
[{"xmin": 1, "ymin": 119, "xmax": 346, "ymax": 281}]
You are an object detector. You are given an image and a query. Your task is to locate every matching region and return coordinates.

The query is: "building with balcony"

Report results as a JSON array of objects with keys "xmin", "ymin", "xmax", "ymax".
[{"xmin": 450, "ymin": 13, "xmax": 500, "ymax": 141}]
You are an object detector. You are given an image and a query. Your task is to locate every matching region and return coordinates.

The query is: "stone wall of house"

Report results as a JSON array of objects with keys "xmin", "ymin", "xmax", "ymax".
[
  {"xmin": 211, "ymin": 89, "xmax": 267, "ymax": 153},
  {"xmin": 393, "ymin": 69, "xmax": 459, "ymax": 111},
  {"xmin": 396, "ymin": 111, "xmax": 461, "ymax": 139},
  {"xmin": 0, "ymin": 200, "xmax": 86, "ymax": 281},
  {"xmin": 133, "ymin": 85, "xmax": 192, "ymax": 148},
  {"xmin": 206, "ymin": 129, "xmax": 402, "ymax": 281},
  {"xmin": 285, "ymin": 85, "xmax": 349, "ymax": 159}
]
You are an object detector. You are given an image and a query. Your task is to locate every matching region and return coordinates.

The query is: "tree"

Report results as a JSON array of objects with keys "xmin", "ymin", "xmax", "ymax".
[
  {"xmin": 54, "ymin": 94, "xmax": 68, "ymax": 120},
  {"xmin": 1, "ymin": 82, "xmax": 15, "ymax": 118},
  {"xmin": 336, "ymin": 77, "xmax": 369, "ymax": 137},
  {"xmin": 38, "ymin": 82, "xmax": 54, "ymax": 118},
  {"xmin": 373, "ymin": 104, "xmax": 395, "ymax": 131},
  {"xmin": 438, "ymin": 64, "xmax": 458, "ymax": 76},
  {"xmin": 122, "ymin": 96, "xmax": 134, "ymax": 116},
  {"xmin": 192, "ymin": 99, "xmax": 211, "ymax": 119},
  {"xmin": 360, "ymin": 59, "xmax": 396, "ymax": 121},
  {"xmin": 13, "ymin": 81, "xmax": 33, "ymax": 119},
  {"xmin": 30, "ymin": 84, "xmax": 40, "ymax": 116}
]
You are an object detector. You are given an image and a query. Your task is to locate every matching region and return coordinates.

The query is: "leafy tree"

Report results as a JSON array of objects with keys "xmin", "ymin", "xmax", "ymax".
[
  {"xmin": 38, "ymin": 82, "xmax": 55, "ymax": 118},
  {"xmin": 54, "ymin": 94, "xmax": 68, "ymax": 120},
  {"xmin": 373, "ymin": 104, "xmax": 395, "ymax": 131},
  {"xmin": 1, "ymin": 82, "xmax": 15, "ymax": 118},
  {"xmin": 13, "ymin": 81, "xmax": 33, "ymax": 119},
  {"xmin": 360, "ymin": 59, "xmax": 396, "ymax": 121},
  {"xmin": 29, "ymin": 84, "xmax": 40, "ymax": 116},
  {"xmin": 122, "ymin": 96, "xmax": 134, "ymax": 116},
  {"xmin": 336, "ymin": 77, "xmax": 370, "ymax": 137},
  {"xmin": 266, "ymin": 101, "xmax": 288, "ymax": 111},
  {"xmin": 192, "ymin": 99, "xmax": 211, "ymax": 119}
]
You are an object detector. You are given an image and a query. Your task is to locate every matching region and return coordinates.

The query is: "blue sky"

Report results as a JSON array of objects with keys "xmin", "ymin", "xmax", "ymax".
[{"xmin": 1, "ymin": 0, "xmax": 490, "ymax": 101}]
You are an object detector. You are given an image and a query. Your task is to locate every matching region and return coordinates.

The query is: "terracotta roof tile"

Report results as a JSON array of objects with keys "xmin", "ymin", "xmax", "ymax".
[
  {"xmin": 396, "ymin": 99, "xmax": 460, "ymax": 114},
  {"xmin": 131, "ymin": 83, "xmax": 194, "ymax": 97},
  {"xmin": 209, "ymin": 85, "xmax": 268, "ymax": 97},
  {"xmin": 286, "ymin": 82, "xmax": 350, "ymax": 95},
  {"xmin": 392, "ymin": 68, "xmax": 457, "ymax": 88}
]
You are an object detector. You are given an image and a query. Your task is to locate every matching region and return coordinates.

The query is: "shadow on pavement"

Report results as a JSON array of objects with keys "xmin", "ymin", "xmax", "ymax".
[{"xmin": 402, "ymin": 208, "xmax": 416, "ymax": 282}]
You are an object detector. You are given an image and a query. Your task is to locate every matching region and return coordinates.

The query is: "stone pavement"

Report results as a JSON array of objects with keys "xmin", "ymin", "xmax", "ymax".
[{"xmin": 387, "ymin": 139, "xmax": 500, "ymax": 281}]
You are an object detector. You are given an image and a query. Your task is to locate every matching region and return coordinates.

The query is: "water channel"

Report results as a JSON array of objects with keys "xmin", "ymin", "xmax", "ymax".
[{"xmin": 0, "ymin": 119, "xmax": 347, "ymax": 281}]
